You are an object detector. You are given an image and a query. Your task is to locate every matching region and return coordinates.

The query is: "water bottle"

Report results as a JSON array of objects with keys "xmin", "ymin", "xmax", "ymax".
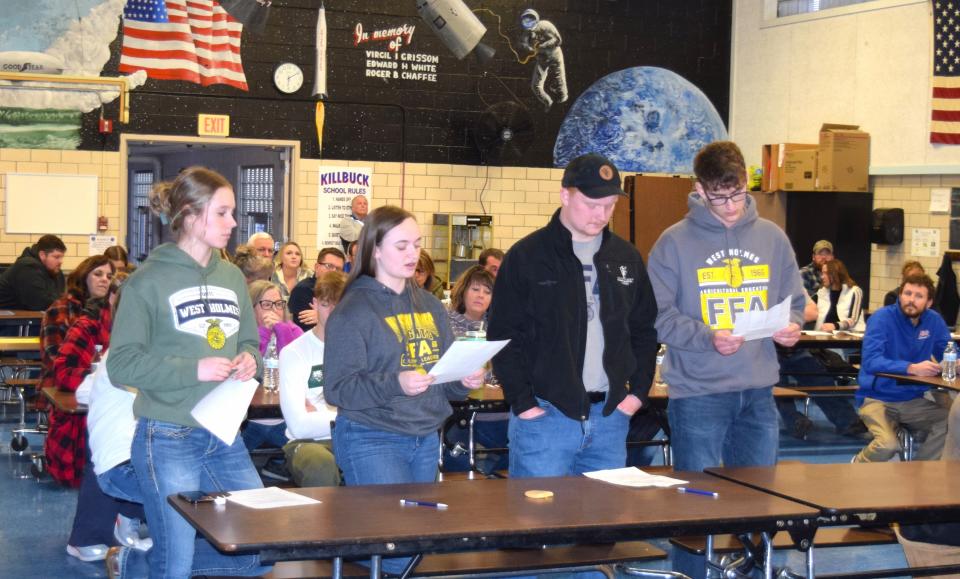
[
  {"xmin": 942, "ymin": 341, "xmax": 957, "ymax": 382},
  {"xmin": 654, "ymin": 344, "xmax": 667, "ymax": 386},
  {"xmin": 90, "ymin": 344, "xmax": 103, "ymax": 374},
  {"xmin": 263, "ymin": 334, "xmax": 280, "ymax": 393}
]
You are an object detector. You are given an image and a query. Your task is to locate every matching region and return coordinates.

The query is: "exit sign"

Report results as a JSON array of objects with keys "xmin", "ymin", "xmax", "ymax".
[{"xmin": 198, "ymin": 114, "xmax": 230, "ymax": 137}]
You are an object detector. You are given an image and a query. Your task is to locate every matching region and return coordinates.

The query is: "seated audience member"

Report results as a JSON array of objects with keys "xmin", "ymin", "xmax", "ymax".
[
  {"xmin": 777, "ymin": 294, "xmax": 863, "ymax": 438},
  {"xmin": 40, "ymin": 256, "xmax": 115, "ymax": 400},
  {"xmin": 272, "ymin": 241, "xmax": 312, "ymax": 300},
  {"xmin": 884, "ymin": 261, "xmax": 925, "ymax": 307},
  {"xmin": 854, "ymin": 273, "xmax": 951, "ymax": 463},
  {"xmin": 233, "ymin": 244, "xmax": 274, "ymax": 283},
  {"xmin": 242, "ymin": 281, "xmax": 303, "ymax": 467},
  {"xmin": 289, "ymin": 247, "xmax": 345, "ymax": 331},
  {"xmin": 103, "ymin": 245, "xmax": 132, "ymax": 274},
  {"xmin": 278, "ymin": 271, "xmax": 347, "ymax": 487},
  {"xmin": 799, "ymin": 239, "xmax": 833, "ymax": 298},
  {"xmin": 55, "ymin": 274, "xmax": 148, "ymax": 562},
  {"xmin": 478, "ymin": 247, "xmax": 504, "ymax": 278},
  {"xmin": 0, "ymin": 234, "xmax": 67, "ymax": 311},
  {"xmin": 443, "ymin": 265, "xmax": 508, "ymax": 474},
  {"xmin": 344, "ymin": 241, "xmax": 357, "ymax": 273},
  {"xmin": 339, "ymin": 194, "xmax": 368, "ymax": 251},
  {"xmin": 415, "ymin": 249, "xmax": 446, "ymax": 300},
  {"xmin": 816, "ymin": 258, "xmax": 865, "ymax": 332},
  {"xmin": 248, "ymin": 231, "xmax": 276, "ymax": 259}
]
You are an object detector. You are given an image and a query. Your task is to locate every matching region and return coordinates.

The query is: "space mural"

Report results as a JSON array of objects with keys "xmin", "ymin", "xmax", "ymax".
[{"xmin": 0, "ymin": 0, "xmax": 731, "ymax": 171}]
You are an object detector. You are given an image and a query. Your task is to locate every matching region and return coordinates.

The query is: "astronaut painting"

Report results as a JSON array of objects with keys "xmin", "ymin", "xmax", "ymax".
[{"xmin": 519, "ymin": 8, "xmax": 567, "ymax": 111}]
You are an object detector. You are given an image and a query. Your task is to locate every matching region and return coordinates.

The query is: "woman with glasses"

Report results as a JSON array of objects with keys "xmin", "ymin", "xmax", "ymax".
[{"xmin": 242, "ymin": 280, "xmax": 303, "ymax": 458}]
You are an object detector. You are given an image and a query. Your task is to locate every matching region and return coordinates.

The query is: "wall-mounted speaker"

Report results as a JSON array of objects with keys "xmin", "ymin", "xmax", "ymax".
[{"xmin": 871, "ymin": 208, "xmax": 904, "ymax": 245}]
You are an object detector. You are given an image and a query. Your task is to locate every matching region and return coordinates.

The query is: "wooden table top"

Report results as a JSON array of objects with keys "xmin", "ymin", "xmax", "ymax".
[
  {"xmin": 793, "ymin": 332, "xmax": 863, "ymax": 349},
  {"xmin": 0, "ymin": 310, "xmax": 44, "ymax": 321},
  {"xmin": 706, "ymin": 461, "xmax": 960, "ymax": 526},
  {"xmin": 170, "ymin": 474, "xmax": 818, "ymax": 560},
  {"xmin": 41, "ymin": 387, "xmax": 86, "ymax": 414},
  {"xmin": 0, "ymin": 336, "xmax": 40, "ymax": 353},
  {"xmin": 875, "ymin": 372, "xmax": 960, "ymax": 392}
]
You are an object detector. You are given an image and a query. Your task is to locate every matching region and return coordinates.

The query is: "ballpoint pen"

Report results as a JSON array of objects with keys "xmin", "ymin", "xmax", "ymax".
[
  {"xmin": 677, "ymin": 487, "xmax": 719, "ymax": 498},
  {"xmin": 400, "ymin": 498, "xmax": 449, "ymax": 509}
]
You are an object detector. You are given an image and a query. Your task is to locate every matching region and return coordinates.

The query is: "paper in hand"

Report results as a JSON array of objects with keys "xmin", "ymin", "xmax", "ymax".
[
  {"xmin": 427, "ymin": 339, "xmax": 509, "ymax": 383},
  {"xmin": 732, "ymin": 296, "xmax": 792, "ymax": 341},
  {"xmin": 190, "ymin": 377, "xmax": 259, "ymax": 445}
]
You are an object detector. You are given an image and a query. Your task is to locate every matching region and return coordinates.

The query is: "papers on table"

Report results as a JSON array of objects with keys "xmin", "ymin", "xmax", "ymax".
[
  {"xmin": 732, "ymin": 296, "xmax": 792, "ymax": 341},
  {"xmin": 584, "ymin": 467, "xmax": 688, "ymax": 488},
  {"xmin": 802, "ymin": 330, "xmax": 833, "ymax": 336},
  {"xmin": 226, "ymin": 487, "xmax": 320, "ymax": 509},
  {"xmin": 428, "ymin": 339, "xmax": 509, "ymax": 384},
  {"xmin": 190, "ymin": 377, "xmax": 259, "ymax": 445}
]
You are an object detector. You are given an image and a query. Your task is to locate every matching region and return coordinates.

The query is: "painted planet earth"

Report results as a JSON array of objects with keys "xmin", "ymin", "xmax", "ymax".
[{"xmin": 554, "ymin": 66, "xmax": 728, "ymax": 173}]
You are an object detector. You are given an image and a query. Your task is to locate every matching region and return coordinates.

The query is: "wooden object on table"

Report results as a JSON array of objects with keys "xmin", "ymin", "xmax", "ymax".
[
  {"xmin": 875, "ymin": 372, "xmax": 960, "ymax": 393},
  {"xmin": 41, "ymin": 386, "xmax": 86, "ymax": 414}
]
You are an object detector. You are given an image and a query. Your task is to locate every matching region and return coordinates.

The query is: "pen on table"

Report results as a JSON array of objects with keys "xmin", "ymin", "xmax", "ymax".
[
  {"xmin": 399, "ymin": 498, "xmax": 449, "ymax": 509},
  {"xmin": 677, "ymin": 487, "xmax": 719, "ymax": 498}
]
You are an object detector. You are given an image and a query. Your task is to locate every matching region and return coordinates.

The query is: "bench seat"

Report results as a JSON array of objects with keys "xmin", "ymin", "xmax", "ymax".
[{"xmin": 669, "ymin": 526, "xmax": 895, "ymax": 555}]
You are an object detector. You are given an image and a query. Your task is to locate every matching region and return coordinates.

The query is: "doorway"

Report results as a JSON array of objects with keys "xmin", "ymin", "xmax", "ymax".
[{"xmin": 121, "ymin": 135, "xmax": 298, "ymax": 264}]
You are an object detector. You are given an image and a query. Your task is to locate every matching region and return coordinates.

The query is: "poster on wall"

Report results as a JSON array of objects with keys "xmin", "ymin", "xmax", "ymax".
[
  {"xmin": 911, "ymin": 228, "xmax": 941, "ymax": 258},
  {"xmin": 317, "ymin": 166, "xmax": 373, "ymax": 249}
]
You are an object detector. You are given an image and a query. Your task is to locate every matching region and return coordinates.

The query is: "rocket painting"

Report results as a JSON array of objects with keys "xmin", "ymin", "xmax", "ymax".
[{"xmin": 313, "ymin": 2, "xmax": 327, "ymax": 98}]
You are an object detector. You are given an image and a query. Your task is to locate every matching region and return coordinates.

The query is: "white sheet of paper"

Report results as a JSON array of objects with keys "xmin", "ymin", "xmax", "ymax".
[
  {"xmin": 584, "ymin": 467, "xmax": 688, "ymax": 488},
  {"xmin": 801, "ymin": 330, "xmax": 833, "ymax": 336},
  {"xmin": 427, "ymin": 339, "xmax": 509, "ymax": 384},
  {"xmin": 930, "ymin": 188, "xmax": 951, "ymax": 213},
  {"xmin": 226, "ymin": 487, "xmax": 320, "ymax": 509},
  {"xmin": 732, "ymin": 296, "xmax": 792, "ymax": 341},
  {"xmin": 190, "ymin": 377, "xmax": 259, "ymax": 445}
]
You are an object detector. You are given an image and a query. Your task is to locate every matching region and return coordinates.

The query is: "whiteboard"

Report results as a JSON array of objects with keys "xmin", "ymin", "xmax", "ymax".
[{"xmin": 5, "ymin": 173, "xmax": 98, "ymax": 235}]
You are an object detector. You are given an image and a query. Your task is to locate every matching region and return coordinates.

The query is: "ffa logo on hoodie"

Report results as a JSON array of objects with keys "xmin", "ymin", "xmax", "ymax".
[
  {"xmin": 384, "ymin": 312, "xmax": 442, "ymax": 370},
  {"xmin": 169, "ymin": 286, "xmax": 242, "ymax": 346},
  {"xmin": 696, "ymin": 249, "xmax": 770, "ymax": 330}
]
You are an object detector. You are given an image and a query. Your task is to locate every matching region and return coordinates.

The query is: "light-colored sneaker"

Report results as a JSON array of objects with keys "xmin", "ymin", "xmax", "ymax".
[
  {"xmin": 114, "ymin": 515, "xmax": 153, "ymax": 552},
  {"xmin": 66, "ymin": 543, "xmax": 109, "ymax": 562}
]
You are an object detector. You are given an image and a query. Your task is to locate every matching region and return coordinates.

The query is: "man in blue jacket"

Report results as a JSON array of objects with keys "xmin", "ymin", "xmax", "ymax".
[{"xmin": 855, "ymin": 273, "xmax": 950, "ymax": 462}]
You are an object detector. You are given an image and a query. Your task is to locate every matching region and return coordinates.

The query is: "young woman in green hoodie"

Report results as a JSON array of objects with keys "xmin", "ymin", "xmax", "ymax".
[{"xmin": 106, "ymin": 166, "xmax": 269, "ymax": 578}]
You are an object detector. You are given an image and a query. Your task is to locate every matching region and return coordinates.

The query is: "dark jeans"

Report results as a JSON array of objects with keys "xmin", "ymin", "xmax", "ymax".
[
  {"xmin": 68, "ymin": 448, "xmax": 144, "ymax": 547},
  {"xmin": 443, "ymin": 416, "xmax": 509, "ymax": 474}
]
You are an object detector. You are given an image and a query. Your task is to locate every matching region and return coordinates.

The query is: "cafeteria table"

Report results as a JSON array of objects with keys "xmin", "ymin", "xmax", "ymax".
[
  {"xmin": 706, "ymin": 461, "xmax": 960, "ymax": 578},
  {"xmin": 875, "ymin": 372, "xmax": 960, "ymax": 392},
  {"xmin": 793, "ymin": 331, "xmax": 863, "ymax": 349},
  {"xmin": 170, "ymin": 473, "xmax": 820, "ymax": 579}
]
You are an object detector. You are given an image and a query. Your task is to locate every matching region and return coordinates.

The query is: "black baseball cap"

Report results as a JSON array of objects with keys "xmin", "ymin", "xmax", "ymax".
[{"xmin": 561, "ymin": 153, "xmax": 626, "ymax": 199}]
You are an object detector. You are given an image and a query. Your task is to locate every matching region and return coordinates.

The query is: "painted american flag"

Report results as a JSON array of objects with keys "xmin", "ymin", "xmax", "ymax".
[
  {"xmin": 119, "ymin": 0, "xmax": 249, "ymax": 91},
  {"xmin": 932, "ymin": 0, "xmax": 960, "ymax": 144}
]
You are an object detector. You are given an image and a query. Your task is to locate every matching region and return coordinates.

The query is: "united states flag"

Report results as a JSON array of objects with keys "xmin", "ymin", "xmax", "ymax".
[
  {"xmin": 119, "ymin": 0, "xmax": 248, "ymax": 91},
  {"xmin": 932, "ymin": 1, "xmax": 960, "ymax": 144}
]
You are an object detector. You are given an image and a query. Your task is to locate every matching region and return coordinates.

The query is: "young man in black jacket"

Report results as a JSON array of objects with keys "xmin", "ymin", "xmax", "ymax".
[
  {"xmin": 487, "ymin": 153, "xmax": 659, "ymax": 477},
  {"xmin": 0, "ymin": 234, "xmax": 66, "ymax": 311}
]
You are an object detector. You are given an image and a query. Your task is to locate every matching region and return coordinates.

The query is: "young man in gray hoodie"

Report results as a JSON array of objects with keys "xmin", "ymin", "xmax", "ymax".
[{"xmin": 647, "ymin": 141, "xmax": 806, "ymax": 472}]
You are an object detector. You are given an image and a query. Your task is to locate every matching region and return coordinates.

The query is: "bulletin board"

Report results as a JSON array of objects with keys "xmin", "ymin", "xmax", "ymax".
[{"xmin": 5, "ymin": 173, "xmax": 98, "ymax": 235}]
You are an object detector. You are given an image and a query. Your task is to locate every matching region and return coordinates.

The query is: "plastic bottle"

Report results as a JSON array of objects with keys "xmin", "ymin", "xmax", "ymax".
[
  {"xmin": 943, "ymin": 341, "xmax": 957, "ymax": 382},
  {"xmin": 654, "ymin": 344, "xmax": 667, "ymax": 386},
  {"xmin": 90, "ymin": 344, "xmax": 104, "ymax": 374},
  {"xmin": 263, "ymin": 334, "xmax": 280, "ymax": 393}
]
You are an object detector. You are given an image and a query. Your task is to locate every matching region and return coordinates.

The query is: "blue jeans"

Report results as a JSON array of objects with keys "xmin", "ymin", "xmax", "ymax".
[
  {"xmin": 668, "ymin": 386, "xmax": 779, "ymax": 472},
  {"xmin": 333, "ymin": 415, "xmax": 438, "ymax": 575},
  {"xmin": 443, "ymin": 417, "xmax": 510, "ymax": 474},
  {"xmin": 508, "ymin": 397, "xmax": 630, "ymax": 478},
  {"xmin": 241, "ymin": 420, "xmax": 289, "ymax": 451},
  {"xmin": 131, "ymin": 419, "xmax": 272, "ymax": 579},
  {"xmin": 333, "ymin": 415, "xmax": 439, "ymax": 486},
  {"xmin": 98, "ymin": 461, "xmax": 143, "ymax": 504}
]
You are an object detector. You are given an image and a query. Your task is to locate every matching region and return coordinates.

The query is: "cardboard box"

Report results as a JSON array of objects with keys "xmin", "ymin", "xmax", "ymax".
[
  {"xmin": 816, "ymin": 123, "xmax": 870, "ymax": 192},
  {"xmin": 761, "ymin": 143, "xmax": 818, "ymax": 192},
  {"xmin": 781, "ymin": 148, "xmax": 817, "ymax": 191}
]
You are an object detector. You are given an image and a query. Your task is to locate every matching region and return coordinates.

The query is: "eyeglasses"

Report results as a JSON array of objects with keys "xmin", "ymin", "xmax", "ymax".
[
  {"xmin": 257, "ymin": 300, "xmax": 287, "ymax": 310},
  {"xmin": 704, "ymin": 188, "xmax": 747, "ymax": 206},
  {"xmin": 318, "ymin": 262, "xmax": 341, "ymax": 271}
]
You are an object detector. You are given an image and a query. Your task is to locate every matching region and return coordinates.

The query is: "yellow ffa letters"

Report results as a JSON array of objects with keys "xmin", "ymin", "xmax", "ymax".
[
  {"xmin": 384, "ymin": 312, "xmax": 442, "ymax": 369},
  {"xmin": 697, "ymin": 252, "xmax": 771, "ymax": 330}
]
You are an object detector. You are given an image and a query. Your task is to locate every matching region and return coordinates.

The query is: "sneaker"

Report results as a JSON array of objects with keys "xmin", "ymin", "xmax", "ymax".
[
  {"xmin": 114, "ymin": 515, "xmax": 153, "ymax": 552},
  {"xmin": 261, "ymin": 460, "xmax": 292, "ymax": 482},
  {"xmin": 66, "ymin": 543, "xmax": 109, "ymax": 562},
  {"xmin": 105, "ymin": 546, "xmax": 122, "ymax": 579},
  {"xmin": 790, "ymin": 416, "xmax": 814, "ymax": 439}
]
